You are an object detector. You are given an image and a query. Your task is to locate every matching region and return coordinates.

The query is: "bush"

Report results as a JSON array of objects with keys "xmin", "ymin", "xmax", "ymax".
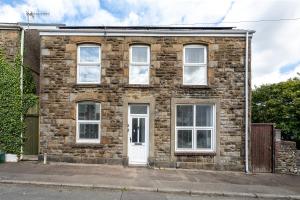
[
  {"xmin": 0, "ymin": 51, "xmax": 37, "ymax": 155},
  {"xmin": 252, "ymin": 75, "xmax": 300, "ymax": 148}
]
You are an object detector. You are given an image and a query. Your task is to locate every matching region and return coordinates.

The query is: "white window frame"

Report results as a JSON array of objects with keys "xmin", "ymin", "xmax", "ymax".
[
  {"xmin": 77, "ymin": 44, "xmax": 101, "ymax": 84},
  {"xmin": 175, "ymin": 104, "xmax": 215, "ymax": 152},
  {"xmin": 76, "ymin": 102, "xmax": 101, "ymax": 144},
  {"xmin": 183, "ymin": 44, "xmax": 207, "ymax": 85},
  {"xmin": 129, "ymin": 45, "xmax": 150, "ymax": 84}
]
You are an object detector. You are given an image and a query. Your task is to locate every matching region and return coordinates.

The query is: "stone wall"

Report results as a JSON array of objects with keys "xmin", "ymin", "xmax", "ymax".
[
  {"xmin": 39, "ymin": 35, "xmax": 251, "ymax": 171},
  {"xmin": 275, "ymin": 132, "xmax": 298, "ymax": 174},
  {"xmin": 0, "ymin": 29, "xmax": 20, "ymax": 62}
]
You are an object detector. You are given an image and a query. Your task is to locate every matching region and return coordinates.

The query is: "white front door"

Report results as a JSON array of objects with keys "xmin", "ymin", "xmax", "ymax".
[{"xmin": 128, "ymin": 104, "xmax": 149, "ymax": 165}]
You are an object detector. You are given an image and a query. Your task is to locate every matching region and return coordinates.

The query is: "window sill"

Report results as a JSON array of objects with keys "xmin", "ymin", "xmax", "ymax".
[
  {"xmin": 180, "ymin": 85, "xmax": 211, "ymax": 89},
  {"xmin": 174, "ymin": 151, "xmax": 216, "ymax": 156},
  {"xmin": 71, "ymin": 143, "xmax": 103, "ymax": 148},
  {"xmin": 72, "ymin": 84, "xmax": 109, "ymax": 88},
  {"xmin": 124, "ymin": 84, "xmax": 154, "ymax": 88}
]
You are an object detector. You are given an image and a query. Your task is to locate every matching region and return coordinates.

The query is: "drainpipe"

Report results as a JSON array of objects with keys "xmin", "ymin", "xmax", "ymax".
[
  {"xmin": 20, "ymin": 27, "xmax": 25, "ymax": 160},
  {"xmin": 245, "ymin": 31, "xmax": 249, "ymax": 173}
]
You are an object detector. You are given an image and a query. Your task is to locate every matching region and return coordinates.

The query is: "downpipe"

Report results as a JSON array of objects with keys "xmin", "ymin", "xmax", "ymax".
[
  {"xmin": 20, "ymin": 27, "xmax": 24, "ymax": 160},
  {"xmin": 245, "ymin": 31, "xmax": 249, "ymax": 173}
]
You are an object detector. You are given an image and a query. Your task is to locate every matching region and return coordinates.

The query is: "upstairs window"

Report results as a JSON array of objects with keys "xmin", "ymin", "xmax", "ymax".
[
  {"xmin": 183, "ymin": 45, "xmax": 207, "ymax": 85},
  {"xmin": 76, "ymin": 102, "xmax": 101, "ymax": 143},
  {"xmin": 77, "ymin": 45, "xmax": 101, "ymax": 84},
  {"xmin": 129, "ymin": 45, "xmax": 150, "ymax": 84}
]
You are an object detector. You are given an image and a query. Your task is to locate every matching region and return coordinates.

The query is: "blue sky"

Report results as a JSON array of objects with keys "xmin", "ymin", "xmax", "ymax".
[{"xmin": 0, "ymin": 0, "xmax": 299, "ymax": 86}]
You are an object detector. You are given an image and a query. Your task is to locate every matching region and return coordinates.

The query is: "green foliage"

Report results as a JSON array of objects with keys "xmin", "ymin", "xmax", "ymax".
[
  {"xmin": 252, "ymin": 75, "xmax": 300, "ymax": 142},
  {"xmin": 0, "ymin": 50, "xmax": 37, "ymax": 155}
]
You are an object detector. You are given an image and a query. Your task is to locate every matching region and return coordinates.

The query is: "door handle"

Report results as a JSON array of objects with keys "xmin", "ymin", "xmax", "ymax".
[{"xmin": 130, "ymin": 137, "xmax": 132, "ymax": 143}]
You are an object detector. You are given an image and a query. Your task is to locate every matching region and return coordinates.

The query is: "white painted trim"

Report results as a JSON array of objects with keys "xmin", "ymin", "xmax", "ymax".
[
  {"xmin": 175, "ymin": 104, "xmax": 216, "ymax": 153},
  {"xmin": 129, "ymin": 45, "xmax": 150, "ymax": 85},
  {"xmin": 183, "ymin": 45, "xmax": 207, "ymax": 85},
  {"xmin": 76, "ymin": 102, "xmax": 101, "ymax": 144},
  {"xmin": 40, "ymin": 32, "xmax": 253, "ymax": 37},
  {"xmin": 77, "ymin": 44, "xmax": 101, "ymax": 84}
]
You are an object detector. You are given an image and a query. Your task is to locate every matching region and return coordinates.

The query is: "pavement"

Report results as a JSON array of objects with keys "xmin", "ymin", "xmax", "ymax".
[{"xmin": 0, "ymin": 161, "xmax": 299, "ymax": 199}]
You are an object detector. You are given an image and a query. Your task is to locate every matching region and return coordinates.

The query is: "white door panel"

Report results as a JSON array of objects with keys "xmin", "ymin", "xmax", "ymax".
[{"xmin": 128, "ymin": 105, "xmax": 149, "ymax": 165}]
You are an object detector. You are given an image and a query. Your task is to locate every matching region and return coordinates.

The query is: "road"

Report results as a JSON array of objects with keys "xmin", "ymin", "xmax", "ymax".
[{"xmin": 0, "ymin": 183, "xmax": 269, "ymax": 200}]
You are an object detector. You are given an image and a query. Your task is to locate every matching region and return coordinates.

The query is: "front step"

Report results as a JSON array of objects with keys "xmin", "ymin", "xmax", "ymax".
[{"xmin": 21, "ymin": 155, "xmax": 38, "ymax": 161}]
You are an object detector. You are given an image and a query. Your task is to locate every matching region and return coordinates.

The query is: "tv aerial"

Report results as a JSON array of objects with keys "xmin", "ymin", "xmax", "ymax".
[{"xmin": 25, "ymin": 10, "xmax": 50, "ymax": 29}]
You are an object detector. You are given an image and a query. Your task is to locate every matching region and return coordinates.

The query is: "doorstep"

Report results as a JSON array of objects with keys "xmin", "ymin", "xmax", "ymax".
[{"xmin": 21, "ymin": 155, "xmax": 38, "ymax": 161}]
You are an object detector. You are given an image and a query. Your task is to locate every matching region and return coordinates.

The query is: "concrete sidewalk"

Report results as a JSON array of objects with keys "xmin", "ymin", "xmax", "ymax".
[{"xmin": 0, "ymin": 161, "xmax": 299, "ymax": 199}]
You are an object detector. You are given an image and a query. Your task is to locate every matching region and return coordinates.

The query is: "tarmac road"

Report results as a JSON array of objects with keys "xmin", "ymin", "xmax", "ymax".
[{"xmin": 0, "ymin": 183, "xmax": 268, "ymax": 200}]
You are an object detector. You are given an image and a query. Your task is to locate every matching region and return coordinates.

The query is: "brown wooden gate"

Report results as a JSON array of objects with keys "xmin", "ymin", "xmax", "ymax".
[
  {"xmin": 251, "ymin": 123, "xmax": 274, "ymax": 173},
  {"xmin": 23, "ymin": 105, "xmax": 39, "ymax": 155}
]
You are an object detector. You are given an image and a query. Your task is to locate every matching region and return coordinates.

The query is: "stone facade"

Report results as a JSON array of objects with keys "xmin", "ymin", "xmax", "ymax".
[
  {"xmin": 39, "ymin": 34, "xmax": 251, "ymax": 171},
  {"xmin": 0, "ymin": 29, "xmax": 20, "ymax": 62},
  {"xmin": 0, "ymin": 27, "xmax": 41, "ymax": 93}
]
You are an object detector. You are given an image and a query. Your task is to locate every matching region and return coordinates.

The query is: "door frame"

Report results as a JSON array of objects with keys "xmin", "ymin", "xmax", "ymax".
[
  {"xmin": 122, "ymin": 97, "xmax": 155, "ymax": 165},
  {"xmin": 128, "ymin": 105, "xmax": 149, "ymax": 165}
]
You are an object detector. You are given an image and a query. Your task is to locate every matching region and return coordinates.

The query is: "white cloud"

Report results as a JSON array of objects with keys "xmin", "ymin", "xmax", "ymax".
[
  {"xmin": 0, "ymin": 4, "xmax": 22, "ymax": 22},
  {"xmin": 0, "ymin": 0, "xmax": 299, "ymax": 87},
  {"xmin": 254, "ymin": 64, "xmax": 300, "ymax": 87},
  {"xmin": 221, "ymin": 0, "xmax": 300, "ymax": 87}
]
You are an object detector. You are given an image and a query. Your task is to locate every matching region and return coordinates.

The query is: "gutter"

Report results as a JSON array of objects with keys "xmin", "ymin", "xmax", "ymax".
[
  {"xmin": 245, "ymin": 31, "xmax": 249, "ymax": 173},
  {"xmin": 39, "ymin": 28, "xmax": 255, "ymax": 37}
]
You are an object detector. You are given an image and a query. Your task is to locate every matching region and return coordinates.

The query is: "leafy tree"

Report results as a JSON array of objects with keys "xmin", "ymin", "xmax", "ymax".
[
  {"xmin": 0, "ymin": 50, "xmax": 37, "ymax": 155},
  {"xmin": 252, "ymin": 75, "xmax": 300, "ymax": 145}
]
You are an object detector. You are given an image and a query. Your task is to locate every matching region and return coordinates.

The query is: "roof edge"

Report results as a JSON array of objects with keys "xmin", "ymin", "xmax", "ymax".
[{"xmin": 39, "ymin": 28, "xmax": 255, "ymax": 37}]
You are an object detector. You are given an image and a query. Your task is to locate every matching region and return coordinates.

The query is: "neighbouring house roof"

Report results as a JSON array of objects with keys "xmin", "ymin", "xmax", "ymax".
[{"xmin": 0, "ymin": 22, "xmax": 65, "ymax": 30}]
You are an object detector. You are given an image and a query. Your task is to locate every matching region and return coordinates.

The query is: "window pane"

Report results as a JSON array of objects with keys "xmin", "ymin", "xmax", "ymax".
[
  {"xmin": 132, "ymin": 118, "xmax": 138, "ymax": 143},
  {"xmin": 196, "ymin": 105, "xmax": 213, "ymax": 126},
  {"xmin": 80, "ymin": 47, "xmax": 99, "ymax": 63},
  {"xmin": 79, "ymin": 65, "xmax": 100, "ymax": 83},
  {"xmin": 79, "ymin": 123, "xmax": 99, "ymax": 139},
  {"xmin": 130, "ymin": 105, "xmax": 147, "ymax": 114},
  {"xmin": 185, "ymin": 47, "xmax": 204, "ymax": 63},
  {"xmin": 129, "ymin": 65, "xmax": 149, "ymax": 84},
  {"xmin": 132, "ymin": 46, "xmax": 148, "ymax": 63},
  {"xmin": 139, "ymin": 118, "xmax": 145, "ymax": 143},
  {"xmin": 78, "ymin": 103, "xmax": 100, "ymax": 120},
  {"xmin": 184, "ymin": 66, "xmax": 206, "ymax": 85},
  {"xmin": 197, "ymin": 130, "xmax": 211, "ymax": 149},
  {"xmin": 177, "ymin": 130, "xmax": 192, "ymax": 149},
  {"xmin": 176, "ymin": 105, "xmax": 193, "ymax": 126}
]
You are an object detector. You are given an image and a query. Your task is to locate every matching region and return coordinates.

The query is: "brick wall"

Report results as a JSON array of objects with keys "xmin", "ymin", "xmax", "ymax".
[{"xmin": 39, "ymin": 35, "xmax": 250, "ymax": 171}]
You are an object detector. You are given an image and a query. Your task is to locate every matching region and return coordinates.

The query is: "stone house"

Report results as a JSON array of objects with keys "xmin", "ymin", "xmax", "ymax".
[{"xmin": 37, "ymin": 26, "xmax": 254, "ymax": 171}]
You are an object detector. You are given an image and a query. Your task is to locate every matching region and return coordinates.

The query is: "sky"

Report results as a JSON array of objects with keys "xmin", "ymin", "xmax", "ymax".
[{"xmin": 0, "ymin": 0, "xmax": 299, "ymax": 87}]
